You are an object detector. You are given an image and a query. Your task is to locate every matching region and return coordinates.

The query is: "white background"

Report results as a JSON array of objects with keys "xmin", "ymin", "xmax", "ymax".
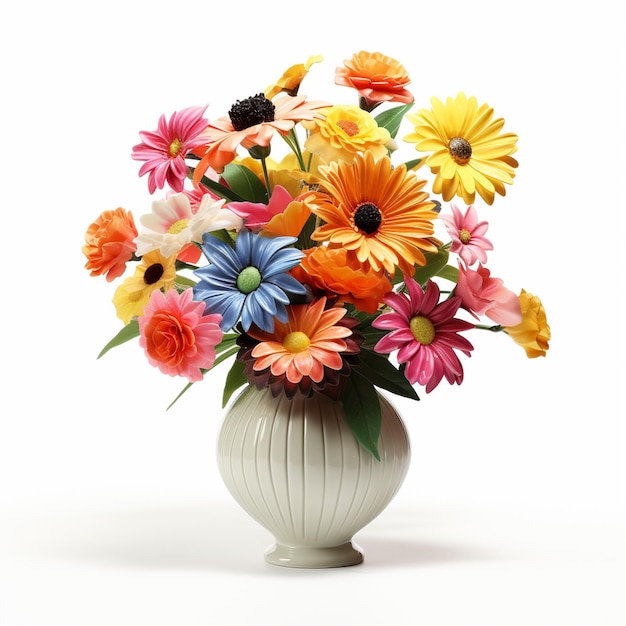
[{"xmin": 1, "ymin": 1, "xmax": 624, "ymax": 625}]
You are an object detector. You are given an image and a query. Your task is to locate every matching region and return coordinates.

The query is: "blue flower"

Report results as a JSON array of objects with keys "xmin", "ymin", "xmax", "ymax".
[{"xmin": 193, "ymin": 229, "xmax": 307, "ymax": 332}]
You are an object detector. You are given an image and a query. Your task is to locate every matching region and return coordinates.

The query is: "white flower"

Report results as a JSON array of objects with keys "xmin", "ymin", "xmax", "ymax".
[{"xmin": 135, "ymin": 192, "xmax": 243, "ymax": 258}]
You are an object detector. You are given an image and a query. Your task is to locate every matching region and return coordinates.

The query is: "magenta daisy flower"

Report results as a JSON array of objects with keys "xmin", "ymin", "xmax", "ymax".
[
  {"xmin": 131, "ymin": 105, "xmax": 210, "ymax": 194},
  {"xmin": 440, "ymin": 204, "xmax": 493, "ymax": 266},
  {"xmin": 373, "ymin": 278, "xmax": 474, "ymax": 393}
]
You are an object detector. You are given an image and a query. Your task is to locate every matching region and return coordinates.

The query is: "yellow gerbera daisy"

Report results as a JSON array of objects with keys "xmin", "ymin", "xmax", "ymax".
[
  {"xmin": 306, "ymin": 151, "xmax": 439, "ymax": 276},
  {"xmin": 112, "ymin": 249, "xmax": 177, "ymax": 324},
  {"xmin": 404, "ymin": 92, "xmax": 519, "ymax": 205}
]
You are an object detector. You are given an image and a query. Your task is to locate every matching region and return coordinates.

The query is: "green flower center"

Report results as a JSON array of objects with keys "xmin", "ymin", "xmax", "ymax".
[
  {"xmin": 144, "ymin": 263, "xmax": 164, "ymax": 285},
  {"xmin": 448, "ymin": 136, "xmax": 472, "ymax": 164},
  {"xmin": 409, "ymin": 315, "xmax": 436, "ymax": 345},
  {"xmin": 283, "ymin": 331, "xmax": 311, "ymax": 353},
  {"xmin": 168, "ymin": 218, "xmax": 189, "ymax": 235},
  {"xmin": 354, "ymin": 202, "xmax": 382, "ymax": 234},
  {"xmin": 169, "ymin": 138, "xmax": 183, "ymax": 157},
  {"xmin": 236, "ymin": 266, "xmax": 262, "ymax": 294},
  {"xmin": 459, "ymin": 228, "xmax": 472, "ymax": 243},
  {"xmin": 229, "ymin": 93, "xmax": 276, "ymax": 131}
]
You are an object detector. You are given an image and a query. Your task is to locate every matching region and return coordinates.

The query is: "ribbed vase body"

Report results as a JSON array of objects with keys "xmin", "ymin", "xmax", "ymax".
[{"xmin": 216, "ymin": 385, "xmax": 411, "ymax": 568}]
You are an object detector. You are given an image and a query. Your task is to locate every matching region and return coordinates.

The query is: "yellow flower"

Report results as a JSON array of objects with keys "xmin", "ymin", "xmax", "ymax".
[
  {"xmin": 504, "ymin": 290, "xmax": 551, "ymax": 358},
  {"xmin": 112, "ymin": 250, "xmax": 177, "ymax": 324},
  {"xmin": 404, "ymin": 92, "xmax": 519, "ymax": 205},
  {"xmin": 265, "ymin": 55, "xmax": 323, "ymax": 99},
  {"xmin": 304, "ymin": 104, "xmax": 391, "ymax": 164}
]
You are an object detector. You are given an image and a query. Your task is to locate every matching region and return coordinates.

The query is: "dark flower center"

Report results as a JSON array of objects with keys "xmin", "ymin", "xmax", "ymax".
[
  {"xmin": 354, "ymin": 203, "xmax": 382, "ymax": 234},
  {"xmin": 229, "ymin": 93, "xmax": 276, "ymax": 131},
  {"xmin": 448, "ymin": 136, "xmax": 472, "ymax": 164},
  {"xmin": 144, "ymin": 263, "xmax": 164, "ymax": 285}
]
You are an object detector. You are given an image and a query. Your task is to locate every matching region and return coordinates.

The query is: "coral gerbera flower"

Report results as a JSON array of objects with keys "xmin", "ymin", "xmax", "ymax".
[
  {"xmin": 192, "ymin": 93, "xmax": 329, "ymax": 179},
  {"xmin": 290, "ymin": 246, "xmax": 392, "ymax": 314},
  {"xmin": 504, "ymin": 290, "xmax": 551, "ymax": 358},
  {"xmin": 404, "ymin": 92, "xmax": 519, "ymax": 205},
  {"xmin": 192, "ymin": 229, "xmax": 307, "ymax": 333},
  {"xmin": 238, "ymin": 297, "xmax": 362, "ymax": 399},
  {"xmin": 304, "ymin": 104, "xmax": 391, "ymax": 164},
  {"xmin": 82, "ymin": 207, "xmax": 138, "ymax": 282},
  {"xmin": 306, "ymin": 151, "xmax": 439, "ymax": 276},
  {"xmin": 335, "ymin": 50, "xmax": 414, "ymax": 112},
  {"xmin": 112, "ymin": 249, "xmax": 177, "ymax": 324},
  {"xmin": 134, "ymin": 192, "xmax": 242, "ymax": 261},
  {"xmin": 265, "ymin": 55, "xmax": 323, "ymax": 99},
  {"xmin": 131, "ymin": 105, "xmax": 210, "ymax": 194},
  {"xmin": 138, "ymin": 288, "xmax": 223, "ymax": 383},
  {"xmin": 441, "ymin": 204, "xmax": 493, "ymax": 266},
  {"xmin": 373, "ymin": 278, "xmax": 474, "ymax": 393}
]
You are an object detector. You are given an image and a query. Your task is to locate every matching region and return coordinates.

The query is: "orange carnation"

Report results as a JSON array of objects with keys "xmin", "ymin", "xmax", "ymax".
[
  {"xmin": 82, "ymin": 208, "xmax": 138, "ymax": 282},
  {"xmin": 335, "ymin": 50, "xmax": 414, "ymax": 111},
  {"xmin": 291, "ymin": 246, "xmax": 392, "ymax": 314}
]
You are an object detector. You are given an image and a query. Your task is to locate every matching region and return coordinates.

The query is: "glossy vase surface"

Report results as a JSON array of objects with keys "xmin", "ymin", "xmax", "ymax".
[{"xmin": 216, "ymin": 385, "xmax": 411, "ymax": 568}]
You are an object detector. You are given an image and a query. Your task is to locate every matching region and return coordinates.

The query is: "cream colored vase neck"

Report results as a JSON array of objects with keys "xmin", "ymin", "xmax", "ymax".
[{"xmin": 216, "ymin": 385, "xmax": 411, "ymax": 568}]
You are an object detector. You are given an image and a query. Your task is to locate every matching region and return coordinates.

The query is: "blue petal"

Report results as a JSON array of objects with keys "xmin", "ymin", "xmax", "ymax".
[
  {"xmin": 199, "ymin": 233, "xmax": 241, "ymax": 276},
  {"xmin": 260, "ymin": 248, "xmax": 304, "ymax": 275},
  {"xmin": 269, "ymin": 273, "xmax": 308, "ymax": 295},
  {"xmin": 232, "ymin": 229, "xmax": 252, "ymax": 264}
]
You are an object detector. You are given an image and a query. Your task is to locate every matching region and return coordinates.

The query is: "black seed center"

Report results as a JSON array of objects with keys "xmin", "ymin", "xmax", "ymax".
[
  {"xmin": 144, "ymin": 263, "xmax": 164, "ymax": 285},
  {"xmin": 448, "ymin": 136, "xmax": 472, "ymax": 164},
  {"xmin": 354, "ymin": 203, "xmax": 382, "ymax": 234},
  {"xmin": 228, "ymin": 93, "xmax": 276, "ymax": 131}
]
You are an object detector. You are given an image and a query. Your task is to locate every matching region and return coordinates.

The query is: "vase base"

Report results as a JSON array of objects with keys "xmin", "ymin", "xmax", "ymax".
[{"xmin": 264, "ymin": 541, "xmax": 364, "ymax": 569}]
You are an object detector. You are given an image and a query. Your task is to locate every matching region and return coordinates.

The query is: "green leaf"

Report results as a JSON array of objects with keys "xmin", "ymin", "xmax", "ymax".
[
  {"xmin": 196, "ymin": 173, "xmax": 245, "ymax": 202},
  {"xmin": 437, "ymin": 264, "xmax": 459, "ymax": 283},
  {"xmin": 167, "ymin": 344, "xmax": 239, "ymax": 410},
  {"xmin": 341, "ymin": 373, "xmax": 381, "ymax": 460},
  {"xmin": 97, "ymin": 320, "xmax": 139, "ymax": 359},
  {"xmin": 175, "ymin": 274, "xmax": 197, "ymax": 289},
  {"xmin": 355, "ymin": 349, "xmax": 419, "ymax": 401},
  {"xmin": 221, "ymin": 163, "xmax": 268, "ymax": 203},
  {"xmin": 296, "ymin": 212, "xmax": 318, "ymax": 250},
  {"xmin": 411, "ymin": 247, "xmax": 450, "ymax": 286},
  {"xmin": 374, "ymin": 103, "xmax": 414, "ymax": 139},
  {"xmin": 215, "ymin": 333, "xmax": 239, "ymax": 355},
  {"xmin": 222, "ymin": 359, "xmax": 248, "ymax": 407},
  {"xmin": 402, "ymin": 157, "xmax": 422, "ymax": 171}
]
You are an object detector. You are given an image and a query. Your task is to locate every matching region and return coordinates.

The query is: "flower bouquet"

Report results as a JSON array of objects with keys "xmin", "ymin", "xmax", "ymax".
[{"xmin": 82, "ymin": 51, "xmax": 550, "ymax": 460}]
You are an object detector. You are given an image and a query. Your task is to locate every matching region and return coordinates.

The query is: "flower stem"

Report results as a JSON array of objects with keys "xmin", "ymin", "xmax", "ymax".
[
  {"xmin": 282, "ymin": 129, "xmax": 306, "ymax": 171},
  {"xmin": 474, "ymin": 324, "xmax": 504, "ymax": 332},
  {"xmin": 260, "ymin": 157, "xmax": 272, "ymax": 200}
]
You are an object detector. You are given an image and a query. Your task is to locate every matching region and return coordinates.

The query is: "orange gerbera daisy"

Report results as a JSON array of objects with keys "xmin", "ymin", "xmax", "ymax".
[
  {"xmin": 335, "ymin": 50, "xmax": 414, "ymax": 112},
  {"xmin": 306, "ymin": 151, "xmax": 439, "ymax": 276},
  {"xmin": 192, "ymin": 93, "xmax": 328, "ymax": 180},
  {"xmin": 237, "ymin": 297, "xmax": 363, "ymax": 400},
  {"xmin": 291, "ymin": 246, "xmax": 392, "ymax": 314}
]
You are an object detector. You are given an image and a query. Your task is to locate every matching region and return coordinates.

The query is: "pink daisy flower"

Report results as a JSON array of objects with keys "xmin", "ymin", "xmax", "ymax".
[
  {"xmin": 132, "ymin": 105, "xmax": 210, "ymax": 194},
  {"xmin": 440, "ymin": 204, "xmax": 493, "ymax": 266},
  {"xmin": 373, "ymin": 278, "xmax": 474, "ymax": 393},
  {"xmin": 138, "ymin": 288, "xmax": 223, "ymax": 383},
  {"xmin": 455, "ymin": 262, "xmax": 522, "ymax": 326}
]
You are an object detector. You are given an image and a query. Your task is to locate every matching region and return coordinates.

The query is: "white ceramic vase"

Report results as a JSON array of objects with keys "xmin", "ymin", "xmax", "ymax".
[{"xmin": 216, "ymin": 385, "xmax": 411, "ymax": 568}]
